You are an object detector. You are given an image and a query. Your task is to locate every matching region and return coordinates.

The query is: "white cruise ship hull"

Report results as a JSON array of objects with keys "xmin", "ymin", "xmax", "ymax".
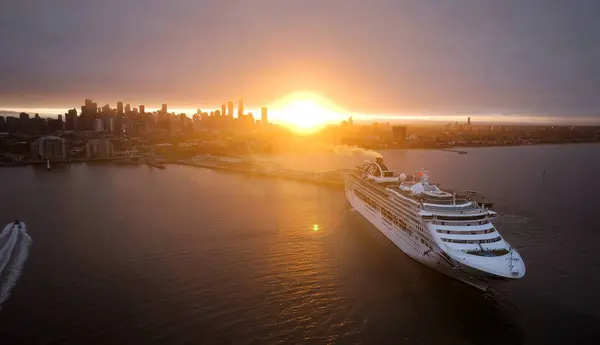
[{"xmin": 345, "ymin": 187, "xmax": 490, "ymax": 290}]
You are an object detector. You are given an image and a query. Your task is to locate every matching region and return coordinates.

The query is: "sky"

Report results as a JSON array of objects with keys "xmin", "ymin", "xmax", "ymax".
[{"xmin": 1, "ymin": 0, "xmax": 600, "ymax": 119}]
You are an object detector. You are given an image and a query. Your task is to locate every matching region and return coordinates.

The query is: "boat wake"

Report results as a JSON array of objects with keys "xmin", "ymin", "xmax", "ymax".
[{"xmin": 0, "ymin": 222, "xmax": 32, "ymax": 309}]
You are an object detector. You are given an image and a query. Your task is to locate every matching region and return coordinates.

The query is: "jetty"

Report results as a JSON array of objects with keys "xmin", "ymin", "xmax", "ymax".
[
  {"xmin": 170, "ymin": 156, "xmax": 347, "ymax": 188},
  {"xmin": 439, "ymin": 148, "xmax": 468, "ymax": 154}
]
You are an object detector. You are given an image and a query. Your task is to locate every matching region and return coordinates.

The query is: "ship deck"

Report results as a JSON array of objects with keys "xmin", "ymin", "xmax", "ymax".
[{"xmin": 349, "ymin": 172, "xmax": 484, "ymax": 213}]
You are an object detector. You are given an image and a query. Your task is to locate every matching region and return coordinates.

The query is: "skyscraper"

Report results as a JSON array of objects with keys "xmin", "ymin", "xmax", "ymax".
[
  {"xmin": 392, "ymin": 126, "xmax": 407, "ymax": 144},
  {"xmin": 161, "ymin": 104, "xmax": 168, "ymax": 113},
  {"xmin": 261, "ymin": 106, "xmax": 268, "ymax": 125},
  {"xmin": 125, "ymin": 104, "xmax": 131, "ymax": 113},
  {"xmin": 117, "ymin": 102, "xmax": 124, "ymax": 115},
  {"xmin": 227, "ymin": 101, "xmax": 233, "ymax": 117},
  {"xmin": 65, "ymin": 109, "xmax": 77, "ymax": 130},
  {"xmin": 19, "ymin": 112, "xmax": 31, "ymax": 133},
  {"xmin": 238, "ymin": 100, "xmax": 244, "ymax": 118},
  {"xmin": 221, "ymin": 104, "xmax": 226, "ymax": 117},
  {"xmin": 139, "ymin": 105, "xmax": 145, "ymax": 114}
]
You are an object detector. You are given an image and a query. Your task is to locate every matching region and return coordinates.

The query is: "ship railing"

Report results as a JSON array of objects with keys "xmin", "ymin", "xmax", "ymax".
[
  {"xmin": 431, "ymin": 219, "xmax": 490, "ymax": 226},
  {"xmin": 422, "ymin": 203, "xmax": 478, "ymax": 213}
]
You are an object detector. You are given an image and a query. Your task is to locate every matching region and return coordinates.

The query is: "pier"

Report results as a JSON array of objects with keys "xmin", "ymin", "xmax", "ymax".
[
  {"xmin": 438, "ymin": 149, "xmax": 468, "ymax": 154},
  {"xmin": 170, "ymin": 157, "xmax": 347, "ymax": 188}
]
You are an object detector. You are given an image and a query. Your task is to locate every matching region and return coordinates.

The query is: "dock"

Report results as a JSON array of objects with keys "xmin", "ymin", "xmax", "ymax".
[
  {"xmin": 439, "ymin": 149, "xmax": 468, "ymax": 154},
  {"xmin": 170, "ymin": 157, "xmax": 347, "ymax": 188}
]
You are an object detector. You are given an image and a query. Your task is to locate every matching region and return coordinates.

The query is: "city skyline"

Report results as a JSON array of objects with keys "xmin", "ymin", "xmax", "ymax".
[{"xmin": 1, "ymin": 1, "xmax": 600, "ymax": 119}]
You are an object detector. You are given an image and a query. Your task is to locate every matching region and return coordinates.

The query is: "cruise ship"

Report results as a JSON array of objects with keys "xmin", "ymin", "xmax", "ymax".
[{"xmin": 345, "ymin": 157, "xmax": 525, "ymax": 289}]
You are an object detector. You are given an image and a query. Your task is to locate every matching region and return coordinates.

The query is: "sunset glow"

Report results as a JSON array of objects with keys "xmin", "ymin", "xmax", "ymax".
[{"xmin": 268, "ymin": 91, "xmax": 346, "ymax": 132}]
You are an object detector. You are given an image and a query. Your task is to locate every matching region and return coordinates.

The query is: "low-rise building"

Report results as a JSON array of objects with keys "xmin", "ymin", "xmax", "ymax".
[
  {"xmin": 31, "ymin": 136, "xmax": 67, "ymax": 160},
  {"xmin": 86, "ymin": 138, "xmax": 114, "ymax": 158}
]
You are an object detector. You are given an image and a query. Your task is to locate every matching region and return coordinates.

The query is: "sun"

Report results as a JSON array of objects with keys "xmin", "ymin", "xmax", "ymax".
[{"xmin": 268, "ymin": 91, "xmax": 345, "ymax": 132}]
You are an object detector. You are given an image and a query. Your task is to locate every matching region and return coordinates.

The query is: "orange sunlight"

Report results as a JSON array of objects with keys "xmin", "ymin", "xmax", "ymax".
[{"xmin": 268, "ymin": 91, "xmax": 346, "ymax": 133}]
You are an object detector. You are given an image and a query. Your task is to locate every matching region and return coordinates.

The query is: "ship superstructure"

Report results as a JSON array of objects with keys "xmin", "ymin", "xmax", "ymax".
[{"xmin": 345, "ymin": 157, "xmax": 525, "ymax": 289}]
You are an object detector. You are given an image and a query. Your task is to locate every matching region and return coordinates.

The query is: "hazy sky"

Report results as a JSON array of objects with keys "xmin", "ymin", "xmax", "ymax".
[{"xmin": 1, "ymin": 0, "xmax": 600, "ymax": 116}]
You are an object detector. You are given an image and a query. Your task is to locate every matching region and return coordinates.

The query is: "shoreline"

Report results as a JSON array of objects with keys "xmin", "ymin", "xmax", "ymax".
[
  {"xmin": 1, "ymin": 141, "xmax": 598, "ymax": 167},
  {"xmin": 0, "ymin": 156, "xmax": 141, "ymax": 167}
]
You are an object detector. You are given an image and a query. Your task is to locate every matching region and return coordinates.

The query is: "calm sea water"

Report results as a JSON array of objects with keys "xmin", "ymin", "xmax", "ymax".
[{"xmin": 0, "ymin": 144, "xmax": 599, "ymax": 344}]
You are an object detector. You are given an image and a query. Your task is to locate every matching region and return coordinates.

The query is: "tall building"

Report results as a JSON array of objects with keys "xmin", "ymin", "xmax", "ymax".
[
  {"xmin": 19, "ymin": 112, "xmax": 31, "ymax": 133},
  {"xmin": 125, "ymin": 104, "xmax": 131, "ymax": 113},
  {"xmin": 161, "ymin": 104, "xmax": 168, "ymax": 113},
  {"xmin": 94, "ymin": 118, "xmax": 104, "ymax": 132},
  {"xmin": 31, "ymin": 136, "xmax": 67, "ymax": 160},
  {"xmin": 86, "ymin": 139, "xmax": 114, "ymax": 158},
  {"xmin": 117, "ymin": 101, "xmax": 124, "ymax": 115},
  {"xmin": 221, "ymin": 104, "xmax": 227, "ymax": 117},
  {"xmin": 5, "ymin": 116, "xmax": 17, "ymax": 133},
  {"xmin": 80, "ymin": 99, "xmax": 97, "ymax": 131},
  {"xmin": 391, "ymin": 126, "xmax": 407, "ymax": 144},
  {"xmin": 227, "ymin": 101, "xmax": 234, "ymax": 117},
  {"xmin": 238, "ymin": 100, "xmax": 244, "ymax": 118},
  {"xmin": 467, "ymin": 117, "xmax": 471, "ymax": 126},
  {"xmin": 261, "ymin": 107, "xmax": 268, "ymax": 125},
  {"xmin": 82, "ymin": 99, "xmax": 98, "ymax": 115},
  {"xmin": 65, "ymin": 109, "xmax": 77, "ymax": 130},
  {"xmin": 139, "ymin": 105, "xmax": 145, "ymax": 114}
]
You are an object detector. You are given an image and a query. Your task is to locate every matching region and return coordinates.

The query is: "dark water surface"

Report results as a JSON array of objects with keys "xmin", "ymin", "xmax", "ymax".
[{"xmin": 0, "ymin": 144, "xmax": 599, "ymax": 344}]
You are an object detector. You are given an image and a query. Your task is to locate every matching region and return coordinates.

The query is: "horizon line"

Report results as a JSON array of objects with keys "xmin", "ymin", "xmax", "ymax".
[{"xmin": 2, "ymin": 107, "xmax": 600, "ymax": 126}]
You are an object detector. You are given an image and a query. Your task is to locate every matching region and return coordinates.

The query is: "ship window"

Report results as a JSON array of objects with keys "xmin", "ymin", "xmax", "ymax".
[
  {"xmin": 437, "ymin": 228, "xmax": 496, "ymax": 235},
  {"xmin": 467, "ymin": 248, "xmax": 510, "ymax": 257},
  {"xmin": 440, "ymin": 236, "xmax": 502, "ymax": 244},
  {"xmin": 436, "ymin": 215, "xmax": 487, "ymax": 221}
]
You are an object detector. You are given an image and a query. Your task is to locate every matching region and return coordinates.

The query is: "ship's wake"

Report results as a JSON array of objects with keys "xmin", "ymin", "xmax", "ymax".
[{"xmin": 0, "ymin": 223, "xmax": 32, "ymax": 309}]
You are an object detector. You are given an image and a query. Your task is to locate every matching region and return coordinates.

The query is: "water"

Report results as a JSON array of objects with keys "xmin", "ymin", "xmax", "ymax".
[
  {"xmin": 0, "ymin": 144, "xmax": 599, "ymax": 344},
  {"xmin": 0, "ymin": 223, "xmax": 32, "ymax": 307}
]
